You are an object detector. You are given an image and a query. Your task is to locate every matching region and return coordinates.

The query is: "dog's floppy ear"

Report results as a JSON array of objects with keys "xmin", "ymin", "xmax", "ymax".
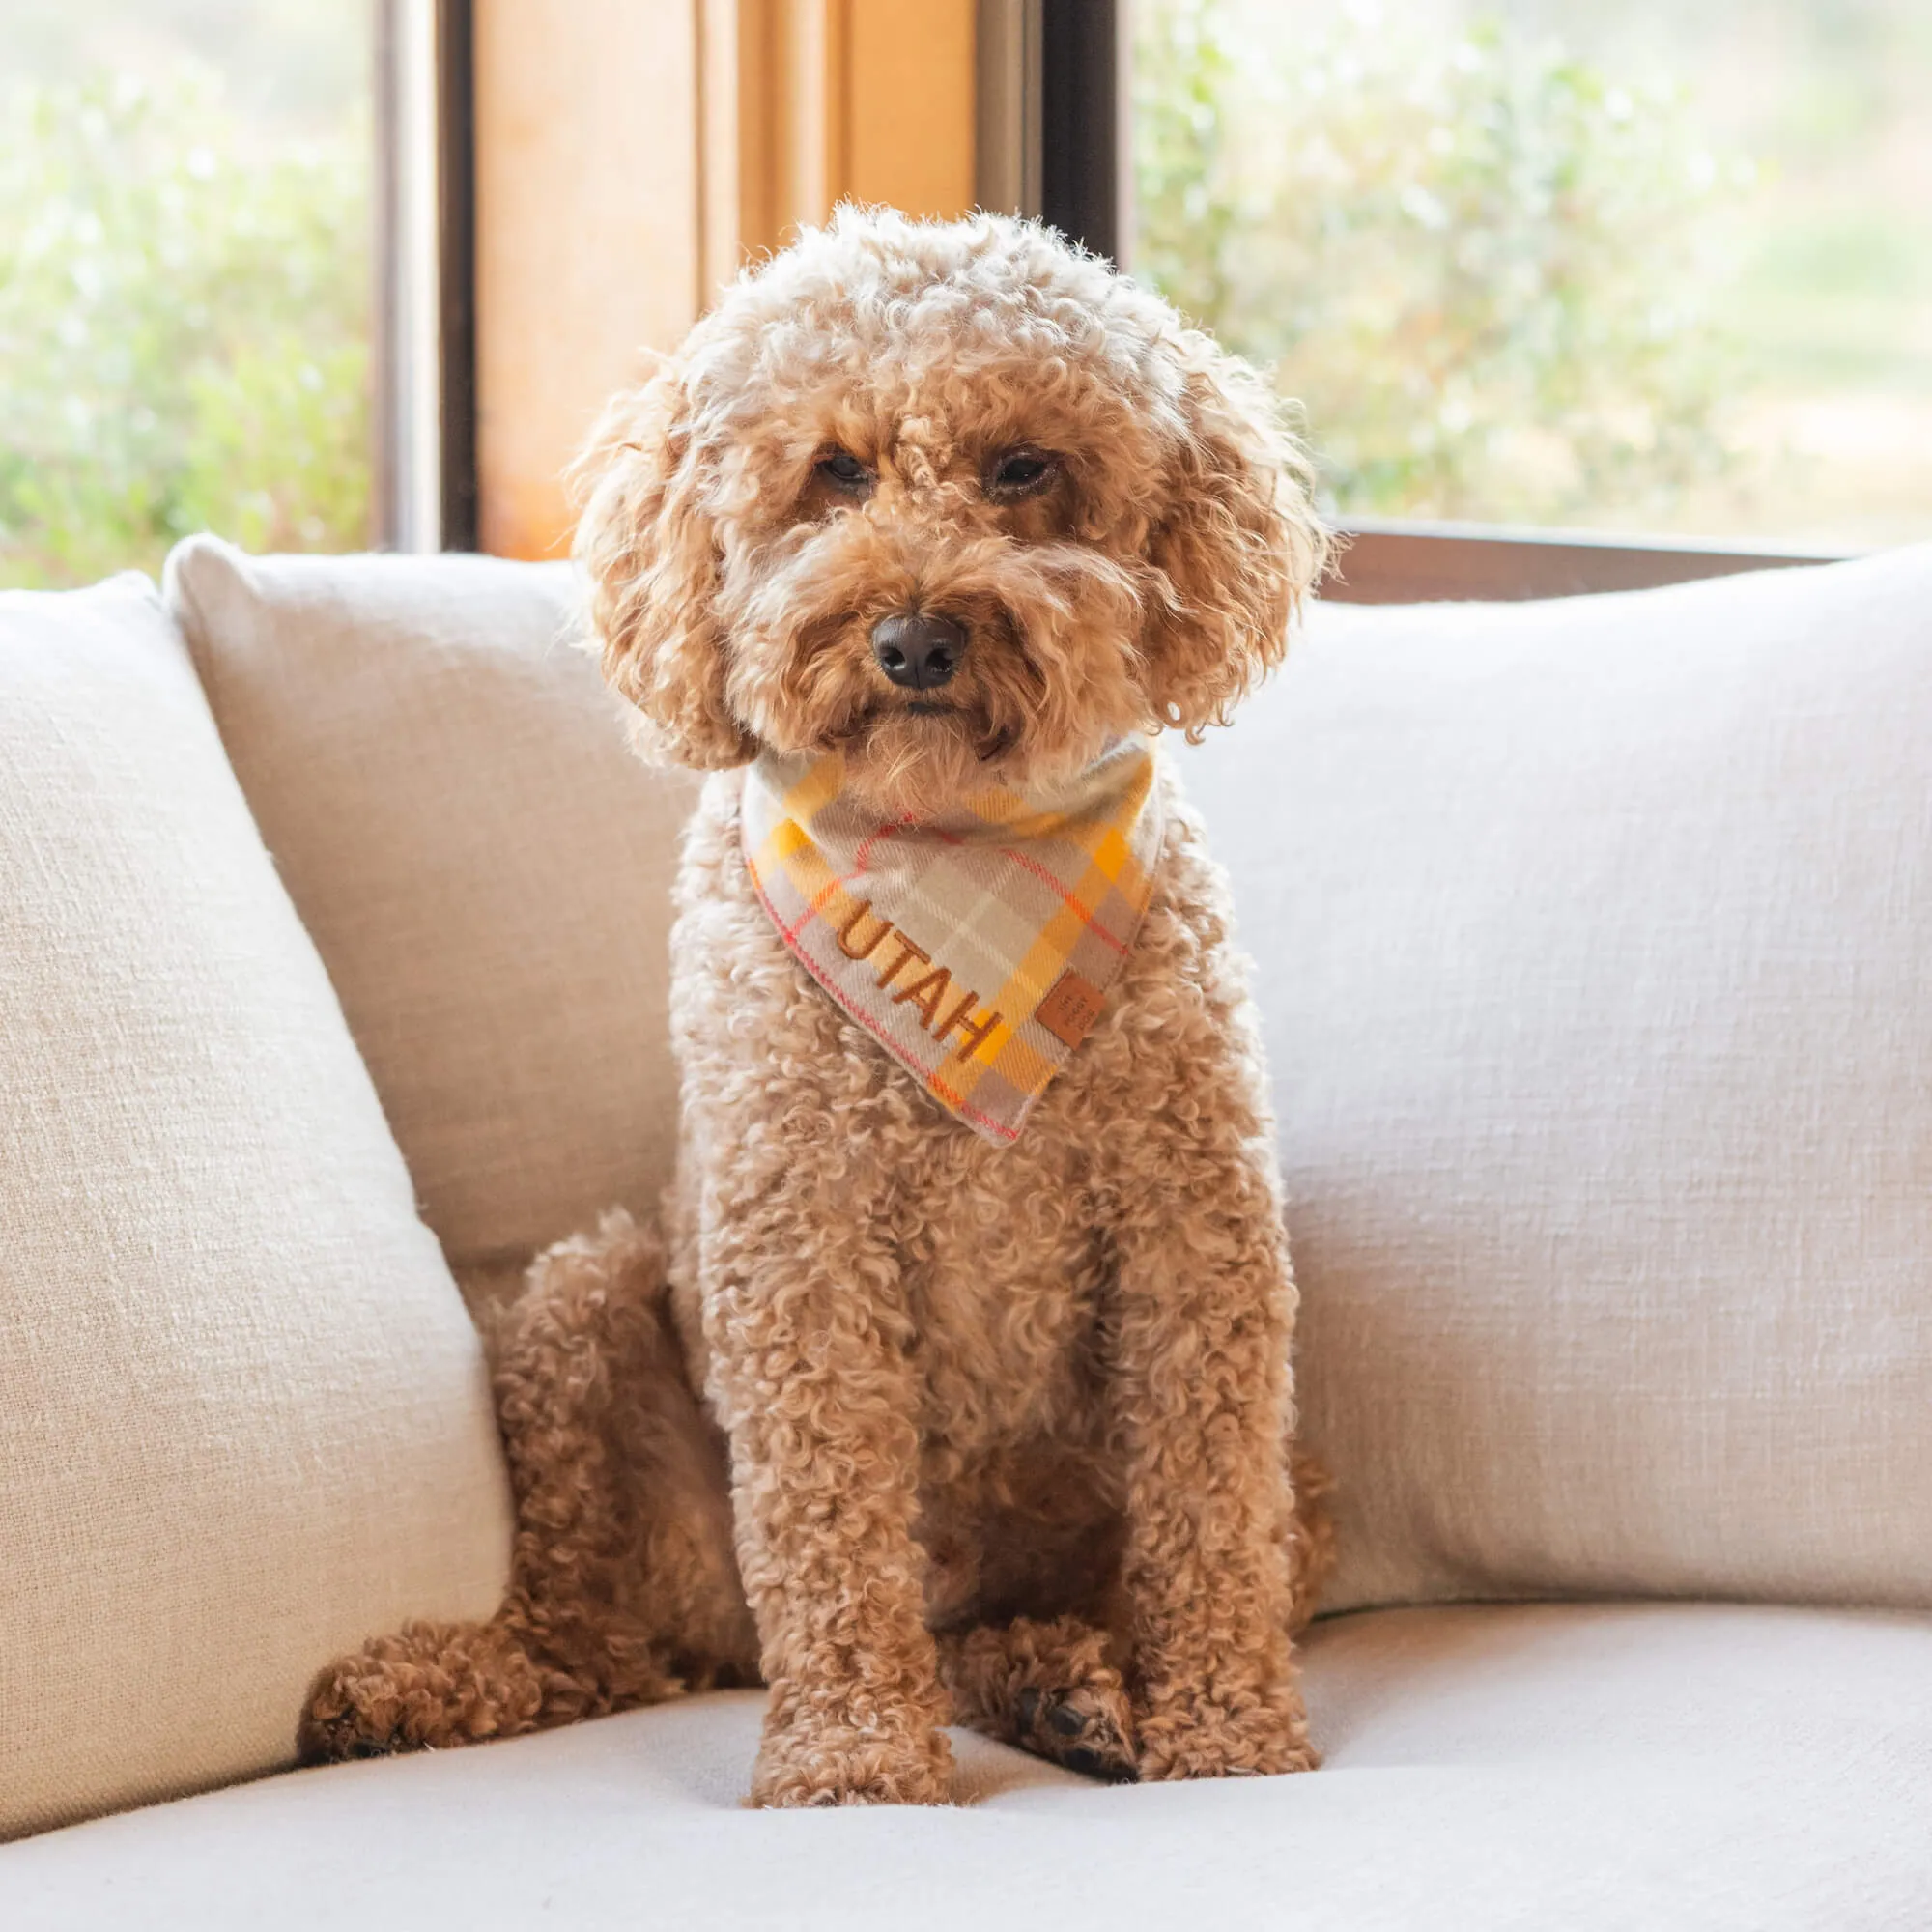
[
  {"xmin": 572, "ymin": 354, "xmax": 757, "ymax": 769},
  {"xmin": 1139, "ymin": 337, "xmax": 1330, "ymax": 738}
]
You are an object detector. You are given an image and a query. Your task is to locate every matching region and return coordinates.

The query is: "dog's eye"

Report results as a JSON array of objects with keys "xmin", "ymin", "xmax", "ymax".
[
  {"xmin": 987, "ymin": 448, "xmax": 1057, "ymax": 498},
  {"xmin": 815, "ymin": 449, "xmax": 872, "ymax": 492}
]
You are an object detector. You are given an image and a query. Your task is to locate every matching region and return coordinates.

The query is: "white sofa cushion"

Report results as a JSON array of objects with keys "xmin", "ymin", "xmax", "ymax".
[
  {"xmin": 1177, "ymin": 544, "xmax": 1932, "ymax": 1611},
  {"xmin": 0, "ymin": 577, "xmax": 513, "ymax": 1840},
  {"xmin": 5, "ymin": 1602, "xmax": 1927, "ymax": 1928},
  {"xmin": 164, "ymin": 538, "xmax": 700, "ymax": 1287}
]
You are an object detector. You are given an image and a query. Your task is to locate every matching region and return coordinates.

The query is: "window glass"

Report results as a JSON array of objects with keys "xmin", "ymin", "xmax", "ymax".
[
  {"xmin": 3, "ymin": 1, "xmax": 374, "ymax": 588},
  {"xmin": 1132, "ymin": 0, "xmax": 1932, "ymax": 547}
]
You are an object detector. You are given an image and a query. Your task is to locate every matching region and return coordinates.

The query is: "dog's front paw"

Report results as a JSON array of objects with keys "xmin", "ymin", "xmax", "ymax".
[
  {"xmin": 1134, "ymin": 1683, "xmax": 1318, "ymax": 1782},
  {"xmin": 297, "ymin": 1620, "xmax": 546, "ymax": 1765},
  {"xmin": 749, "ymin": 1709, "xmax": 953, "ymax": 1807}
]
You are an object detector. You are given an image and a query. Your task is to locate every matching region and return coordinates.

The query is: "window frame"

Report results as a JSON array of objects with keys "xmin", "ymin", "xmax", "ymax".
[
  {"xmin": 1323, "ymin": 519, "xmax": 1841, "ymax": 604},
  {"xmin": 435, "ymin": 0, "xmax": 477, "ymax": 552}
]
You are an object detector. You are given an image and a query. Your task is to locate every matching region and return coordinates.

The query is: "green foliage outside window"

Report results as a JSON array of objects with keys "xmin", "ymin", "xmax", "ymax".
[
  {"xmin": 0, "ymin": 71, "xmax": 370, "ymax": 590},
  {"xmin": 1133, "ymin": 0, "xmax": 1744, "ymax": 525}
]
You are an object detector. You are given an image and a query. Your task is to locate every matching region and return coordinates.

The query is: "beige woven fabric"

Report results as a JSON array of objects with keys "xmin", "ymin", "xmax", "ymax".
[
  {"xmin": 1177, "ymin": 544, "xmax": 1932, "ymax": 1613},
  {"xmin": 0, "ymin": 577, "xmax": 513, "ymax": 1840},
  {"xmin": 164, "ymin": 538, "xmax": 701, "ymax": 1279}
]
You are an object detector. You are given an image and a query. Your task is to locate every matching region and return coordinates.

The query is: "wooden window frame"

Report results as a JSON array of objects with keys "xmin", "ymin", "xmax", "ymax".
[
  {"xmin": 1324, "ymin": 518, "xmax": 1840, "ymax": 604},
  {"xmin": 428, "ymin": 2, "xmax": 978, "ymax": 562}
]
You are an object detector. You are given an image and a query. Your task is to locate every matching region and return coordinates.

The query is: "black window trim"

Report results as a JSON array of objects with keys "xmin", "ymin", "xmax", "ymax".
[{"xmin": 435, "ymin": 0, "xmax": 477, "ymax": 553}]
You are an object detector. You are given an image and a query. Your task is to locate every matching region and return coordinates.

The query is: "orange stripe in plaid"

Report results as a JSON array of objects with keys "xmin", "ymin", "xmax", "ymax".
[
  {"xmin": 853, "ymin": 813, "xmax": 917, "ymax": 874},
  {"xmin": 997, "ymin": 844, "xmax": 1131, "ymax": 955}
]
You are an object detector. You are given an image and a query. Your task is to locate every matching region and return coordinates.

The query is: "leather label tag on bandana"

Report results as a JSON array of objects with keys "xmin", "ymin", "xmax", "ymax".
[
  {"xmin": 1034, "ymin": 969, "xmax": 1106, "ymax": 1050},
  {"xmin": 739, "ymin": 739, "xmax": 1165, "ymax": 1145}
]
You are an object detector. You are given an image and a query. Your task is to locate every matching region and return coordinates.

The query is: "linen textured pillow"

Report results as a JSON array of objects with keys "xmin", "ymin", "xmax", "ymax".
[
  {"xmin": 0, "ymin": 577, "xmax": 513, "ymax": 1839},
  {"xmin": 164, "ymin": 539, "xmax": 699, "ymax": 1291},
  {"xmin": 1176, "ymin": 545, "xmax": 1932, "ymax": 1613}
]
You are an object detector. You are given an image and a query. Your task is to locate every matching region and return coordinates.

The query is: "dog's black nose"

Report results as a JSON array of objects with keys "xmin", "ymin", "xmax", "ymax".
[{"xmin": 870, "ymin": 611, "xmax": 966, "ymax": 690}]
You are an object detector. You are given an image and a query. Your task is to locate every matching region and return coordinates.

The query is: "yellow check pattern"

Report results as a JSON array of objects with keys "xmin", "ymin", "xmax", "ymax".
[{"xmin": 740, "ymin": 738, "xmax": 1164, "ymax": 1145}]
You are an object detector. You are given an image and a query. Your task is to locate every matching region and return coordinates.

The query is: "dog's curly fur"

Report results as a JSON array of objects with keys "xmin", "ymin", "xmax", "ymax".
[{"xmin": 298, "ymin": 208, "xmax": 1334, "ymax": 1805}]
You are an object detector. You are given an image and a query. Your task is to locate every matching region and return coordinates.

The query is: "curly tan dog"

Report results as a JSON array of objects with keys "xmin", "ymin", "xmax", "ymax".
[{"xmin": 299, "ymin": 208, "xmax": 1333, "ymax": 1806}]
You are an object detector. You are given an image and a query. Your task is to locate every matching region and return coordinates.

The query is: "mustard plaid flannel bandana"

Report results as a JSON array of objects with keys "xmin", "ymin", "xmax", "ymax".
[{"xmin": 740, "ymin": 737, "xmax": 1165, "ymax": 1145}]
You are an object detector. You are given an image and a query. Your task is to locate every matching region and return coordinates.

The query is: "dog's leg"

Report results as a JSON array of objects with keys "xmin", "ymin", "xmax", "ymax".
[
  {"xmin": 933, "ymin": 1457, "xmax": 1328, "ymax": 1787},
  {"xmin": 1101, "ymin": 1069, "xmax": 1317, "ymax": 1781},
  {"xmin": 703, "ymin": 1149, "xmax": 952, "ymax": 1807},
  {"xmin": 298, "ymin": 1211, "xmax": 754, "ymax": 1764},
  {"xmin": 937, "ymin": 1616, "xmax": 1137, "ymax": 1780},
  {"xmin": 295, "ymin": 1615, "xmax": 590, "ymax": 1761}
]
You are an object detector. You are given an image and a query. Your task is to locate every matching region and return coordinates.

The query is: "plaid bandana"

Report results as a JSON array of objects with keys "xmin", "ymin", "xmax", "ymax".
[{"xmin": 740, "ymin": 738, "xmax": 1165, "ymax": 1145}]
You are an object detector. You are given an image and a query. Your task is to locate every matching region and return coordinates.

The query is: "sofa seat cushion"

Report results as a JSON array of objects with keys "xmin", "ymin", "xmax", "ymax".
[{"xmin": 6, "ymin": 1603, "xmax": 1928, "ymax": 1929}]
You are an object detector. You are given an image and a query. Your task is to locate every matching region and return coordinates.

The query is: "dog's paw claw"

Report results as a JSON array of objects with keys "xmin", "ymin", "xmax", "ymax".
[
  {"xmin": 1016, "ymin": 1680, "xmax": 1138, "ymax": 1781},
  {"xmin": 1046, "ymin": 1701, "xmax": 1086, "ymax": 1739}
]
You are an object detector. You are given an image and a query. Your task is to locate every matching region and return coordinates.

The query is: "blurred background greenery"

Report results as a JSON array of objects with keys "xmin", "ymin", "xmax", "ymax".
[
  {"xmin": 1133, "ymin": 0, "xmax": 1932, "ymax": 546},
  {"xmin": 1, "ymin": 2, "xmax": 372, "ymax": 589},
  {"xmin": 2, "ymin": 0, "xmax": 1925, "ymax": 588}
]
